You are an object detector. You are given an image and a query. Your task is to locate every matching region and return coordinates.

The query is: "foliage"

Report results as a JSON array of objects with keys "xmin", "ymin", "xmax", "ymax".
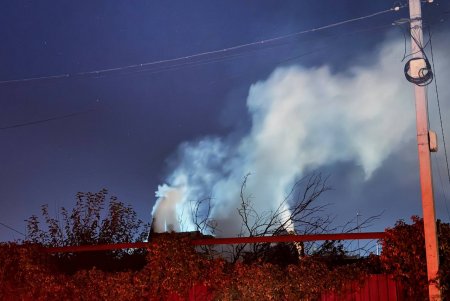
[
  {"xmin": 380, "ymin": 216, "xmax": 450, "ymax": 300},
  {"xmin": 26, "ymin": 189, "xmax": 149, "ymax": 246},
  {"xmin": 17, "ymin": 188, "xmax": 445, "ymax": 300},
  {"xmin": 438, "ymin": 221, "xmax": 450, "ymax": 297},
  {"xmin": 138, "ymin": 235, "xmax": 228, "ymax": 300},
  {"xmin": 25, "ymin": 189, "xmax": 149, "ymax": 272},
  {"xmin": 0, "ymin": 237, "xmax": 368, "ymax": 301},
  {"xmin": 0, "ymin": 243, "xmax": 73, "ymax": 300}
]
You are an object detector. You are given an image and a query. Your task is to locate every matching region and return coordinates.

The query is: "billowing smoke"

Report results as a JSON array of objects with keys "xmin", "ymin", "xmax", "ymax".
[{"xmin": 151, "ymin": 38, "xmax": 416, "ymax": 235}]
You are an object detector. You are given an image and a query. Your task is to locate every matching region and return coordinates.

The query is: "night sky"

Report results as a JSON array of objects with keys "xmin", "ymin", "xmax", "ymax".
[{"xmin": 1, "ymin": 1, "xmax": 450, "ymax": 242}]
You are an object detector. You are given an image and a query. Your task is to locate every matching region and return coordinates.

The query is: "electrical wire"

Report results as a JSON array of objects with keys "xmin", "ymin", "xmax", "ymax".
[
  {"xmin": 403, "ymin": 23, "xmax": 434, "ymax": 86},
  {"xmin": 0, "ymin": 5, "xmax": 406, "ymax": 86},
  {"xmin": 427, "ymin": 26, "xmax": 450, "ymax": 220},
  {"xmin": 432, "ymin": 153, "xmax": 450, "ymax": 220},
  {"xmin": 0, "ymin": 109, "xmax": 97, "ymax": 130},
  {"xmin": 0, "ymin": 222, "xmax": 25, "ymax": 236},
  {"xmin": 0, "ymin": 23, "xmax": 396, "ymax": 131},
  {"xmin": 90, "ymin": 23, "xmax": 395, "ymax": 84},
  {"xmin": 428, "ymin": 27, "xmax": 450, "ymax": 185},
  {"xmin": 394, "ymin": 8, "xmax": 450, "ymax": 62},
  {"xmin": 199, "ymin": 23, "xmax": 392, "ymax": 87}
]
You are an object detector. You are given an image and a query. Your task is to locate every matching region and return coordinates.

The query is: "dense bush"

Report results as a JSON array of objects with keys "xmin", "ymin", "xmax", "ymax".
[
  {"xmin": 0, "ymin": 237, "xmax": 366, "ymax": 301},
  {"xmin": 26, "ymin": 189, "xmax": 149, "ymax": 247},
  {"xmin": 0, "ymin": 243, "xmax": 73, "ymax": 300},
  {"xmin": 15, "ymin": 189, "xmax": 450, "ymax": 300},
  {"xmin": 380, "ymin": 216, "xmax": 450, "ymax": 300},
  {"xmin": 25, "ymin": 189, "xmax": 149, "ymax": 273}
]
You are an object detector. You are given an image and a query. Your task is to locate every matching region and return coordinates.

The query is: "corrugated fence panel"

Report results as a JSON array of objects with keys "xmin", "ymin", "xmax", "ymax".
[
  {"xmin": 320, "ymin": 274, "xmax": 404, "ymax": 301},
  {"xmin": 168, "ymin": 275, "xmax": 404, "ymax": 301}
]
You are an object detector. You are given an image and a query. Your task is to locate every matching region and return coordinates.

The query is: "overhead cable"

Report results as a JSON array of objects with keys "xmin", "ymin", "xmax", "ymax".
[
  {"xmin": 0, "ymin": 222, "xmax": 25, "ymax": 236},
  {"xmin": 0, "ymin": 5, "xmax": 405, "ymax": 86},
  {"xmin": 428, "ymin": 26, "xmax": 450, "ymax": 190},
  {"xmin": 0, "ymin": 109, "xmax": 97, "ymax": 130}
]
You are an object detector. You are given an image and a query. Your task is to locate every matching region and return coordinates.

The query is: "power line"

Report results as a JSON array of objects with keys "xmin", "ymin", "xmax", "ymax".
[
  {"xmin": 0, "ymin": 222, "xmax": 25, "ymax": 236},
  {"xmin": 428, "ymin": 27, "xmax": 450, "ymax": 184},
  {"xmin": 87, "ymin": 23, "xmax": 395, "ymax": 84},
  {"xmin": 0, "ymin": 109, "xmax": 97, "ymax": 130},
  {"xmin": 432, "ymin": 153, "xmax": 450, "ymax": 220},
  {"xmin": 427, "ymin": 25, "xmax": 450, "ymax": 219},
  {"xmin": 0, "ymin": 5, "xmax": 405, "ymax": 86}
]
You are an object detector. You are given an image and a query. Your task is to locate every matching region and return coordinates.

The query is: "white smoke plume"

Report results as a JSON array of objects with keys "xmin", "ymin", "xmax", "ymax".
[{"xmin": 151, "ymin": 38, "xmax": 417, "ymax": 235}]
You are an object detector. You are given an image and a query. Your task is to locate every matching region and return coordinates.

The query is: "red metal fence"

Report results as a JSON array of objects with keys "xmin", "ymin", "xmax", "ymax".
[
  {"xmin": 164, "ymin": 275, "xmax": 405, "ymax": 301},
  {"xmin": 45, "ymin": 232, "xmax": 386, "ymax": 253},
  {"xmin": 320, "ymin": 274, "xmax": 405, "ymax": 301},
  {"xmin": 44, "ymin": 232, "xmax": 401, "ymax": 301},
  {"xmin": 165, "ymin": 275, "xmax": 405, "ymax": 301}
]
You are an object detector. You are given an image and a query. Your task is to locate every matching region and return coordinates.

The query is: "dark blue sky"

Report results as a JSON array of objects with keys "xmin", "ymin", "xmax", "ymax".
[{"xmin": 1, "ymin": 1, "xmax": 449, "ymax": 242}]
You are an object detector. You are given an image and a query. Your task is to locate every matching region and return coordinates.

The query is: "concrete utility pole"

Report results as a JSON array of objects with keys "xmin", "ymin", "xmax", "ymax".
[{"xmin": 407, "ymin": 0, "xmax": 441, "ymax": 300}]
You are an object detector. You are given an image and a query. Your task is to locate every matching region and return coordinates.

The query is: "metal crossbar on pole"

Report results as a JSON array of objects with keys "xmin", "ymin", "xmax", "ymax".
[{"xmin": 44, "ymin": 232, "xmax": 386, "ymax": 253}]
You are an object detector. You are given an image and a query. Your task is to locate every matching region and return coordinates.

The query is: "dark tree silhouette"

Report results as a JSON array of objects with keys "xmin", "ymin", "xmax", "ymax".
[{"xmin": 25, "ymin": 189, "xmax": 150, "ymax": 272}]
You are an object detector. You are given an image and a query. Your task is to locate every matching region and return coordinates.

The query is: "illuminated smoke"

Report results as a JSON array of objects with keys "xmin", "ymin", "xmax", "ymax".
[
  {"xmin": 152, "ymin": 184, "xmax": 186, "ymax": 232},
  {"xmin": 151, "ymin": 38, "xmax": 416, "ymax": 235}
]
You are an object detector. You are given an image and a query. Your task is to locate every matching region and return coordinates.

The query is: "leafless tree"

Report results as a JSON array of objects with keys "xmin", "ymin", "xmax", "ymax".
[
  {"xmin": 190, "ymin": 172, "xmax": 381, "ymax": 263},
  {"xmin": 189, "ymin": 197, "xmax": 218, "ymax": 235},
  {"xmin": 187, "ymin": 196, "xmax": 220, "ymax": 258},
  {"xmin": 223, "ymin": 172, "xmax": 333, "ymax": 262}
]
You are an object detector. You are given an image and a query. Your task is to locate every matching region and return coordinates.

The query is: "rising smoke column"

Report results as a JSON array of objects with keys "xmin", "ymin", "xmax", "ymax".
[{"xmin": 151, "ymin": 38, "xmax": 416, "ymax": 235}]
